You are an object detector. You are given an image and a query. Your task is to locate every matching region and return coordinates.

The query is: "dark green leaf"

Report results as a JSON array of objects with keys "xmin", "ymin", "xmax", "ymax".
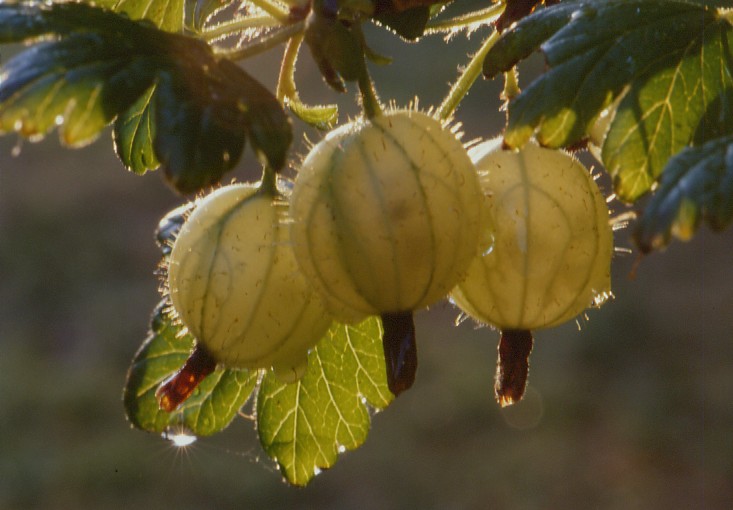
[
  {"xmin": 124, "ymin": 301, "xmax": 258, "ymax": 436},
  {"xmin": 257, "ymin": 318, "xmax": 393, "ymax": 486},
  {"xmin": 155, "ymin": 202, "xmax": 195, "ymax": 255},
  {"xmin": 114, "ymin": 85, "xmax": 159, "ymax": 174},
  {"xmin": 482, "ymin": 1, "xmax": 580, "ymax": 79},
  {"xmin": 363, "ymin": 41, "xmax": 393, "ymax": 66},
  {"xmin": 0, "ymin": 1, "xmax": 135, "ymax": 42},
  {"xmin": 154, "ymin": 58, "xmax": 291, "ymax": 191},
  {"xmin": 495, "ymin": 0, "xmax": 544, "ymax": 33},
  {"xmin": 634, "ymin": 136, "xmax": 733, "ymax": 252},
  {"xmin": 91, "ymin": 0, "xmax": 185, "ymax": 32},
  {"xmin": 373, "ymin": 6, "xmax": 431, "ymax": 41},
  {"xmin": 0, "ymin": 2, "xmax": 291, "ymax": 192},
  {"xmin": 482, "ymin": 0, "xmax": 733, "ymax": 202},
  {"xmin": 228, "ymin": 59, "xmax": 293, "ymax": 173},
  {"xmin": 153, "ymin": 66, "xmax": 248, "ymax": 192},
  {"xmin": 304, "ymin": 13, "xmax": 366, "ymax": 92}
]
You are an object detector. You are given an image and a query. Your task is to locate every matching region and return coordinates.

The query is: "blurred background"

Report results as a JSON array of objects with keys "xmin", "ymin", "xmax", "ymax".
[{"xmin": 1, "ymin": 14, "xmax": 732, "ymax": 510}]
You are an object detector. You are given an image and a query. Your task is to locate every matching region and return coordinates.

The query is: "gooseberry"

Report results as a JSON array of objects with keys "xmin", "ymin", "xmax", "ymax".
[
  {"xmin": 451, "ymin": 138, "xmax": 613, "ymax": 406},
  {"xmin": 289, "ymin": 109, "xmax": 485, "ymax": 395},
  {"xmin": 158, "ymin": 182, "xmax": 332, "ymax": 411}
]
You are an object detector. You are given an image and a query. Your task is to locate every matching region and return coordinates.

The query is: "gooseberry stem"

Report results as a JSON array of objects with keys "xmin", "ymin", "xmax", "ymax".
[
  {"xmin": 424, "ymin": 3, "xmax": 505, "ymax": 34},
  {"xmin": 352, "ymin": 23, "xmax": 382, "ymax": 119},
  {"xmin": 276, "ymin": 32, "xmax": 305, "ymax": 103},
  {"xmin": 260, "ymin": 164, "xmax": 278, "ymax": 195},
  {"xmin": 215, "ymin": 20, "xmax": 306, "ymax": 61},
  {"xmin": 435, "ymin": 29, "xmax": 501, "ymax": 122},
  {"xmin": 358, "ymin": 70, "xmax": 382, "ymax": 119}
]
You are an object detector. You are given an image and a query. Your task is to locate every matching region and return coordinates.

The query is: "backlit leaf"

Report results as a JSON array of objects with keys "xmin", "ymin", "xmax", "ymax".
[
  {"xmin": 634, "ymin": 136, "xmax": 733, "ymax": 252},
  {"xmin": 373, "ymin": 5, "xmax": 431, "ymax": 41},
  {"xmin": 286, "ymin": 98, "xmax": 338, "ymax": 130},
  {"xmin": 123, "ymin": 301, "xmax": 258, "ymax": 436},
  {"xmin": 186, "ymin": 0, "xmax": 235, "ymax": 32},
  {"xmin": 482, "ymin": 0, "xmax": 733, "ymax": 201},
  {"xmin": 91, "ymin": 0, "xmax": 185, "ymax": 32},
  {"xmin": 113, "ymin": 85, "xmax": 159, "ymax": 174},
  {"xmin": 602, "ymin": 20, "xmax": 733, "ymax": 201},
  {"xmin": 0, "ymin": 32, "xmax": 158, "ymax": 147},
  {"xmin": 0, "ymin": 2, "xmax": 291, "ymax": 193},
  {"xmin": 257, "ymin": 318, "xmax": 393, "ymax": 486}
]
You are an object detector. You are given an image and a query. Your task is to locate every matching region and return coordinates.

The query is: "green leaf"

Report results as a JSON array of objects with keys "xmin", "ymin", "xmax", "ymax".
[
  {"xmin": 634, "ymin": 136, "xmax": 733, "ymax": 252},
  {"xmin": 91, "ymin": 0, "xmax": 185, "ymax": 32},
  {"xmin": 482, "ymin": 0, "xmax": 733, "ymax": 201},
  {"xmin": 123, "ymin": 301, "xmax": 258, "ymax": 436},
  {"xmin": 230, "ymin": 59, "xmax": 293, "ymax": 172},
  {"xmin": 186, "ymin": 0, "xmax": 236, "ymax": 32},
  {"xmin": 286, "ymin": 98, "xmax": 339, "ymax": 131},
  {"xmin": 257, "ymin": 318, "xmax": 394, "ymax": 486},
  {"xmin": 304, "ymin": 12, "xmax": 367, "ymax": 92},
  {"xmin": 373, "ymin": 6, "xmax": 431, "ymax": 41},
  {"xmin": 602, "ymin": 20, "xmax": 733, "ymax": 201},
  {"xmin": 0, "ymin": 33, "xmax": 158, "ymax": 147},
  {"xmin": 113, "ymin": 85, "xmax": 159, "ymax": 174},
  {"xmin": 278, "ymin": 33, "xmax": 339, "ymax": 130},
  {"xmin": 0, "ymin": 2, "xmax": 291, "ymax": 192},
  {"xmin": 0, "ymin": 1, "xmax": 127, "ymax": 42},
  {"xmin": 152, "ymin": 65, "xmax": 248, "ymax": 191}
]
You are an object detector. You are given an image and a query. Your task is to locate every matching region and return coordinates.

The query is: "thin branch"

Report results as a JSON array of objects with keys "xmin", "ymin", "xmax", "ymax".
[
  {"xmin": 424, "ymin": 3, "xmax": 505, "ymax": 35},
  {"xmin": 202, "ymin": 15, "xmax": 281, "ymax": 42},
  {"xmin": 214, "ymin": 21, "xmax": 306, "ymax": 61},
  {"xmin": 435, "ymin": 29, "xmax": 500, "ymax": 122}
]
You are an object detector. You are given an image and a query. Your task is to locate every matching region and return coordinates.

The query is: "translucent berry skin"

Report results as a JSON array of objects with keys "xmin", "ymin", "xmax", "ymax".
[
  {"xmin": 451, "ymin": 139, "xmax": 613, "ymax": 330},
  {"xmin": 167, "ymin": 183, "xmax": 332, "ymax": 382},
  {"xmin": 289, "ymin": 109, "xmax": 485, "ymax": 322}
]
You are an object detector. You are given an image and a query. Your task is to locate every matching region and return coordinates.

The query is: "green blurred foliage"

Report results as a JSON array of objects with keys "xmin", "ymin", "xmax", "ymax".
[{"xmin": 1, "ymin": 21, "xmax": 732, "ymax": 510}]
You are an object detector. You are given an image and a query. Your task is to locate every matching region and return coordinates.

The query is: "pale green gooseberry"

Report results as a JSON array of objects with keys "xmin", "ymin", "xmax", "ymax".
[
  {"xmin": 451, "ymin": 138, "xmax": 613, "ymax": 331},
  {"xmin": 167, "ymin": 182, "xmax": 332, "ymax": 383},
  {"xmin": 289, "ymin": 109, "xmax": 485, "ymax": 323}
]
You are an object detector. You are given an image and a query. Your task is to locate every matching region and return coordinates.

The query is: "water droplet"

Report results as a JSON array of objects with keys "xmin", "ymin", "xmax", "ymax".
[
  {"xmin": 162, "ymin": 429, "xmax": 198, "ymax": 447},
  {"xmin": 54, "ymin": 115, "xmax": 64, "ymax": 126}
]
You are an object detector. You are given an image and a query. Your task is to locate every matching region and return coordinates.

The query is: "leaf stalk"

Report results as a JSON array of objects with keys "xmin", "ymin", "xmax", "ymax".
[
  {"xmin": 424, "ymin": 3, "xmax": 505, "ymax": 34},
  {"xmin": 435, "ymin": 28, "xmax": 501, "ymax": 122},
  {"xmin": 215, "ymin": 20, "xmax": 306, "ymax": 61},
  {"xmin": 202, "ymin": 15, "xmax": 282, "ymax": 42}
]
